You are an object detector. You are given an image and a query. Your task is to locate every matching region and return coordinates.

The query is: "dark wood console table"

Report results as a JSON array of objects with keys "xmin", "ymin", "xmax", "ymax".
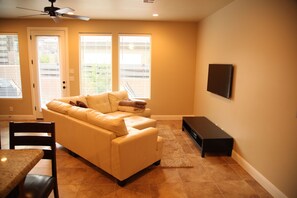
[{"xmin": 182, "ymin": 116, "xmax": 233, "ymax": 157}]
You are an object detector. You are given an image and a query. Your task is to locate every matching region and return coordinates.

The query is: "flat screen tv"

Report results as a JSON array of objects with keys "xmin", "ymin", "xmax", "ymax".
[{"xmin": 207, "ymin": 64, "xmax": 234, "ymax": 99}]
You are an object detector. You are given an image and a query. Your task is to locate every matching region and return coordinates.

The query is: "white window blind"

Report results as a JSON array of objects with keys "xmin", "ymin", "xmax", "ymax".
[
  {"xmin": 0, "ymin": 34, "xmax": 22, "ymax": 98},
  {"xmin": 119, "ymin": 35, "xmax": 151, "ymax": 99},
  {"xmin": 79, "ymin": 35, "xmax": 112, "ymax": 95}
]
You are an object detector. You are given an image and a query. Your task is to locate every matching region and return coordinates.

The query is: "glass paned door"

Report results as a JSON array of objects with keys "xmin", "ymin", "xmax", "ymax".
[
  {"xmin": 29, "ymin": 29, "xmax": 68, "ymax": 119},
  {"xmin": 37, "ymin": 36, "xmax": 63, "ymax": 108}
]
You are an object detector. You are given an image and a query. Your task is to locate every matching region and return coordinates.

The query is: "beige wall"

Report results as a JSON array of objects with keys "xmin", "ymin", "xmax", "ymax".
[
  {"xmin": 0, "ymin": 19, "xmax": 197, "ymax": 116},
  {"xmin": 194, "ymin": 0, "xmax": 297, "ymax": 197}
]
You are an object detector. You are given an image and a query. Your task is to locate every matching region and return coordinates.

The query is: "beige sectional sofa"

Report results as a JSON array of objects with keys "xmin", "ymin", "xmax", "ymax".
[{"xmin": 42, "ymin": 91, "xmax": 163, "ymax": 185}]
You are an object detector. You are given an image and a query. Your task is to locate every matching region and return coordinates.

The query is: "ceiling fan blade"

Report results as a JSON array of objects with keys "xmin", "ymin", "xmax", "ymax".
[
  {"xmin": 51, "ymin": 16, "xmax": 61, "ymax": 23},
  {"xmin": 16, "ymin": 6, "xmax": 43, "ymax": 13},
  {"xmin": 56, "ymin": 7, "xmax": 74, "ymax": 14},
  {"xmin": 61, "ymin": 13, "xmax": 90, "ymax": 21},
  {"xmin": 18, "ymin": 14, "xmax": 48, "ymax": 18}
]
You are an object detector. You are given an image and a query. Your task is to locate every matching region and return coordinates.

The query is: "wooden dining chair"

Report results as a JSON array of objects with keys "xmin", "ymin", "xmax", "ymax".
[{"xmin": 9, "ymin": 121, "xmax": 59, "ymax": 198}]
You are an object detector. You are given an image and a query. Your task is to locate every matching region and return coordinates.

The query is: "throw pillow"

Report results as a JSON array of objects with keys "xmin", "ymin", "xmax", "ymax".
[
  {"xmin": 77, "ymin": 100, "xmax": 88, "ymax": 108},
  {"xmin": 69, "ymin": 101, "xmax": 77, "ymax": 106},
  {"xmin": 58, "ymin": 96, "xmax": 89, "ymax": 107}
]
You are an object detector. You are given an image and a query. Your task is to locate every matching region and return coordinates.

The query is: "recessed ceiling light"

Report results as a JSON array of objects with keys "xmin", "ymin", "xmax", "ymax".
[{"xmin": 153, "ymin": 13, "xmax": 159, "ymax": 17}]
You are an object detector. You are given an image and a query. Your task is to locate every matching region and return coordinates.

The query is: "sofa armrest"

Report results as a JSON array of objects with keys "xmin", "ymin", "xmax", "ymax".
[{"xmin": 111, "ymin": 127, "xmax": 161, "ymax": 181}]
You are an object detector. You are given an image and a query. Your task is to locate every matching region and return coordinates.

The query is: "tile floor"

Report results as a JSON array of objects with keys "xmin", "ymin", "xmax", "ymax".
[{"xmin": 0, "ymin": 120, "xmax": 272, "ymax": 198}]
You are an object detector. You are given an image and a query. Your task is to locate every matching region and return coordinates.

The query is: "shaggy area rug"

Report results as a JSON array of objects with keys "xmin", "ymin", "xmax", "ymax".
[{"xmin": 158, "ymin": 126, "xmax": 193, "ymax": 168}]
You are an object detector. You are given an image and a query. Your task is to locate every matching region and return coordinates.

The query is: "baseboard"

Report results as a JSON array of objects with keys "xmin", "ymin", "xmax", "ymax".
[
  {"xmin": 0, "ymin": 115, "xmax": 36, "ymax": 121},
  {"xmin": 151, "ymin": 114, "xmax": 194, "ymax": 120},
  {"xmin": 232, "ymin": 151, "xmax": 287, "ymax": 198}
]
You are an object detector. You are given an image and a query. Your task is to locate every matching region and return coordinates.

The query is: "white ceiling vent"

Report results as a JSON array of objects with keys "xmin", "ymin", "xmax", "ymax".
[{"xmin": 144, "ymin": 0, "xmax": 154, "ymax": 3}]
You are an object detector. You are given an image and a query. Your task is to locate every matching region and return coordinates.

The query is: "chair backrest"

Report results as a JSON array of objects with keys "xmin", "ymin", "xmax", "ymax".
[{"xmin": 9, "ymin": 122, "xmax": 57, "ymax": 177}]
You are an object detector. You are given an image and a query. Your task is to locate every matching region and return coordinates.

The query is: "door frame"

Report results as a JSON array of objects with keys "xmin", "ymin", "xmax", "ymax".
[{"xmin": 27, "ymin": 27, "xmax": 69, "ymax": 119}]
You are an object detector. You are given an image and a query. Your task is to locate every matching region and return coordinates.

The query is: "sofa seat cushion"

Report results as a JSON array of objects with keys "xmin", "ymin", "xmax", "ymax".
[
  {"xmin": 87, "ymin": 111, "xmax": 128, "ymax": 137},
  {"xmin": 68, "ymin": 106, "xmax": 94, "ymax": 122},
  {"xmin": 86, "ymin": 93, "xmax": 111, "ymax": 113},
  {"xmin": 108, "ymin": 91, "xmax": 129, "ymax": 112},
  {"xmin": 124, "ymin": 116, "xmax": 156, "ymax": 130},
  {"xmin": 106, "ymin": 111, "xmax": 133, "ymax": 119},
  {"xmin": 46, "ymin": 100, "xmax": 73, "ymax": 114}
]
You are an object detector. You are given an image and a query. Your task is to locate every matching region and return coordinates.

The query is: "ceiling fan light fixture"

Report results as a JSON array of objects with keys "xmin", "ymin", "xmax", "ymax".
[{"xmin": 16, "ymin": 0, "xmax": 90, "ymax": 22}]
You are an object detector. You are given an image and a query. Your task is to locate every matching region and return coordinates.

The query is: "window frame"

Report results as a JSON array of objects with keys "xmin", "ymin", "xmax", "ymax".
[{"xmin": 118, "ymin": 34, "xmax": 152, "ymax": 99}]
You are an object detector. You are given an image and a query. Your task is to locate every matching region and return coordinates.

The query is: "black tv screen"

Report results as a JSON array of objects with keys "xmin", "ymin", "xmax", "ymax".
[{"xmin": 207, "ymin": 64, "xmax": 234, "ymax": 99}]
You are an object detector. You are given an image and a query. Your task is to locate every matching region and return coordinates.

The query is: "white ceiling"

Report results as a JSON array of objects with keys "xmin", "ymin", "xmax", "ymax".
[{"xmin": 0, "ymin": 0, "xmax": 234, "ymax": 22}]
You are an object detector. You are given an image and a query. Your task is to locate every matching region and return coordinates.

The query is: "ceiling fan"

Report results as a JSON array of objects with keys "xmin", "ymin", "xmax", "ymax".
[{"xmin": 17, "ymin": 0, "xmax": 90, "ymax": 22}]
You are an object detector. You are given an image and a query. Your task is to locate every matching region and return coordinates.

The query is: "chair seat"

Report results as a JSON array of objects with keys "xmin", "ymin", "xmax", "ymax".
[{"xmin": 24, "ymin": 174, "xmax": 55, "ymax": 198}]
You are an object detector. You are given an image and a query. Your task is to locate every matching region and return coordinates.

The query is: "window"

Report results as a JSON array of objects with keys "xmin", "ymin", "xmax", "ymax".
[
  {"xmin": 0, "ymin": 34, "xmax": 22, "ymax": 98},
  {"xmin": 119, "ymin": 35, "xmax": 151, "ymax": 99},
  {"xmin": 79, "ymin": 35, "xmax": 112, "ymax": 95}
]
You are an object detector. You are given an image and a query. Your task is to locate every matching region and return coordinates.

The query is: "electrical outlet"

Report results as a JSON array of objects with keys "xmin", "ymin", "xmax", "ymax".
[{"xmin": 9, "ymin": 106, "xmax": 13, "ymax": 112}]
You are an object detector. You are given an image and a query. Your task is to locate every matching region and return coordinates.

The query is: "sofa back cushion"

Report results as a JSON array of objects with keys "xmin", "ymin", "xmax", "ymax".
[
  {"xmin": 87, "ymin": 111, "xmax": 128, "ymax": 137},
  {"xmin": 86, "ymin": 93, "xmax": 111, "ymax": 113},
  {"xmin": 108, "ymin": 90, "xmax": 129, "ymax": 112},
  {"xmin": 56, "ymin": 96, "xmax": 88, "ymax": 107},
  {"xmin": 68, "ymin": 106, "xmax": 94, "ymax": 122},
  {"xmin": 46, "ymin": 100, "xmax": 73, "ymax": 114}
]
